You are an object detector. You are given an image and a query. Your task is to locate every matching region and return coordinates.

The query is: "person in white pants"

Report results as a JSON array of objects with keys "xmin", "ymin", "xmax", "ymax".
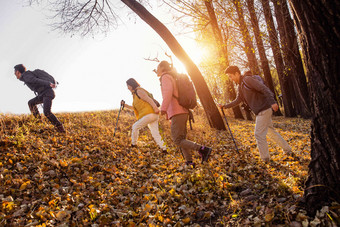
[
  {"xmin": 220, "ymin": 66, "xmax": 292, "ymax": 162},
  {"xmin": 122, "ymin": 78, "xmax": 166, "ymax": 152}
]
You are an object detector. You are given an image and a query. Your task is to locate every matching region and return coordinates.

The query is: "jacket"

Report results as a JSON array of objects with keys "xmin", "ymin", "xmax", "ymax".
[
  {"xmin": 20, "ymin": 71, "xmax": 52, "ymax": 96},
  {"xmin": 160, "ymin": 73, "xmax": 188, "ymax": 119},
  {"xmin": 132, "ymin": 87, "xmax": 156, "ymax": 120},
  {"xmin": 225, "ymin": 75, "xmax": 276, "ymax": 115}
]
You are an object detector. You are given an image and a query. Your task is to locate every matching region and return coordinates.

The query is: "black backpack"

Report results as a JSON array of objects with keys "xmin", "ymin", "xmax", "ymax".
[
  {"xmin": 173, "ymin": 73, "xmax": 197, "ymax": 110},
  {"xmin": 32, "ymin": 69, "xmax": 57, "ymax": 85}
]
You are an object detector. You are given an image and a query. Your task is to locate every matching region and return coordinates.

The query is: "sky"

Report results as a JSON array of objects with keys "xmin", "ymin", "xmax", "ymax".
[{"xmin": 0, "ymin": 0, "xmax": 205, "ymax": 115}]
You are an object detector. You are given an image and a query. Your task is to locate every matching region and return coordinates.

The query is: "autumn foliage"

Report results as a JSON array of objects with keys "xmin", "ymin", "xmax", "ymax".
[{"xmin": 0, "ymin": 110, "xmax": 339, "ymax": 226}]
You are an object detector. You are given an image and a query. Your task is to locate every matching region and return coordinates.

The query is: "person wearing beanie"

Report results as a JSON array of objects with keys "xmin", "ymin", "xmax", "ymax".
[{"xmin": 14, "ymin": 64, "xmax": 66, "ymax": 133}]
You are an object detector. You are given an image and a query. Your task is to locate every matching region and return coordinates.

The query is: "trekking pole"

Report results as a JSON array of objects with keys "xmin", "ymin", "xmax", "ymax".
[
  {"xmin": 220, "ymin": 107, "xmax": 239, "ymax": 154},
  {"xmin": 113, "ymin": 100, "xmax": 125, "ymax": 137}
]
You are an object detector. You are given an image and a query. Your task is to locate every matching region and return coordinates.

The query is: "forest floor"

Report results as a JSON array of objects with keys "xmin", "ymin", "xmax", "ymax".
[{"xmin": 0, "ymin": 109, "xmax": 339, "ymax": 226}]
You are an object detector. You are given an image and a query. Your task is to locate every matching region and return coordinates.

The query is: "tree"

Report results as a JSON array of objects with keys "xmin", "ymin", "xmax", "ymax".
[
  {"xmin": 260, "ymin": 0, "xmax": 295, "ymax": 117},
  {"xmin": 288, "ymin": 0, "xmax": 340, "ymax": 216},
  {"xmin": 245, "ymin": 0, "xmax": 282, "ymax": 116},
  {"xmin": 271, "ymin": 0, "xmax": 311, "ymax": 118},
  {"xmin": 31, "ymin": 0, "xmax": 226, "ymax": 130},
  {"xmin": 204, "ymin": 0, "xmax": 245, "ymax": 119}
]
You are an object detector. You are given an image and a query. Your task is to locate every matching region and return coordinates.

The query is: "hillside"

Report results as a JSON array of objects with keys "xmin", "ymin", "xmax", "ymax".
[{"xmin": 0, "ymin": 110, "xmax": 338, "ymax": 226}]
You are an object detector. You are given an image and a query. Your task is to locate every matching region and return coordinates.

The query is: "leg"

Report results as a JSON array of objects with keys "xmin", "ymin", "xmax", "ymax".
[
  {"xmin": 254, "ymin": 108, "xmax": 272, "ymax": 161},
  {"xmin": 267, "ymin": 117, "xmax": 292, "ymax": 153},
  {"xmin": 28, "ymin": 96, "xmax": 43, "ymax": 118},
  {"xmin": 43, "ymin": 96, "xmax": 63, "ymax": 128},
  {"xmin": 147, "ymin": 114, "xmax": 166, "ymax": 150},
  {"xmin": 131, "ymin": 114, "xmax": 155, "ymax": 146},
  {"xmin": 170, "ymin": 114, "xmax": 201, "ymax": 162}
]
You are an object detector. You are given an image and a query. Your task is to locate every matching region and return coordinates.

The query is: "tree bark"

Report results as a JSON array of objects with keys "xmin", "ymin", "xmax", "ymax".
[
  {"xmin": 233, "ymin": 0, "xmax": 260, "ymax": 75},
  {"xmin": 121, "ymin": 0, "xmax": 226, "ymax": 129},
  {"xmin": 204, "ymin": 0, "xmax": 244, "ymax": 120},
  {"xmin": 272, "ymin": 0, "xmax": 311, "ymax": 118},
  {"xmin": 260, "ymin": 0, "xmax": 295, "ymax": 117},
  {"xmin": 288, "ymin": 0, "xmax": 340, "ymax": 216},
  {"xmin": 245, "ymin": 0, "xmax": 282, "ymax": 116}
]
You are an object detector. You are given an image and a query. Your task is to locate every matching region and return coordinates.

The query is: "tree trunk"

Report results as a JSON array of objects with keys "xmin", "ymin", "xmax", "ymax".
[
  {"xmin": 233, "ymin": 0, "xmax": 261, "ymax": 75},
  {"xmin": 288, "ymin": 0, "xmax": 340, "ymax": 216},
  {"xmin": 245, "ymin": 0, "xmax": 282, "ymax": 116},
  {"xmin": 272, "ymin": 0, "xmax": 311, "ymax": 118},
  {"xmin": 260, "ymin": 0, "xmax": 295, "ymax": 117},
  {"xmin": 121, "ymin": 0, "xmax": 226, "ymax": 129},
  {"xmin": 204, "ymin": 0, "xmax": 244, "ymax": 120}
]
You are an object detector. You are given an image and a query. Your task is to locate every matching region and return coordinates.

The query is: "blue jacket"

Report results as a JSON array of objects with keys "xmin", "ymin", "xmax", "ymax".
[{"xmin": 225, "ymin": 76, "xmax": 276, "ymax": 115}]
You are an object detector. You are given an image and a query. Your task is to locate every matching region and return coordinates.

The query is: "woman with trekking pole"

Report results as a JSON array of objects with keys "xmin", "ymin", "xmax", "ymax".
[{"xmin": 121, "ymin": 78, "xmax": 167, "ymax": 152}]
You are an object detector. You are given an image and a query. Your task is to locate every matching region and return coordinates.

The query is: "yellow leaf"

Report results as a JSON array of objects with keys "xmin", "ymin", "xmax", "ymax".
[
  {"xmin": 265, "ymin": 213, "xmax": 274, "ymax": 222},
  {"xmin": 182, "ymin": 217, "xmax": 190, "ymax": 224}
]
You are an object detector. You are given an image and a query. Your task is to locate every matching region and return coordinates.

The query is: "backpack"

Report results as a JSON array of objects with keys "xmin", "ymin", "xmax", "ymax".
[
  {"xmin": 135, "ymin": 88, "xmax": 160, "ymax": 107},
  {"xmin": 172, "ymin": 73, "xmax": 197, "ymax": 110},
  {"xmin": 32, "ymin": 69, "xmax": 57, "ymax": 85}
]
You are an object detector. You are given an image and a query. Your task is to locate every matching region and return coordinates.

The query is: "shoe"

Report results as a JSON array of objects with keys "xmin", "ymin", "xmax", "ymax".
[
  {"xmin": 198, "ymin": 146, "xmax": 212, "ymax": 163},
  {"xmin": 131, "ymin": 144, "xmax": 137, "ymax": 148},
  {"xmin": 185, "ymin": 161, "xmax": 196, "ymax": 168},
  {"xmin": 56, "ymin": 124, "xmax": 66, "ymax": 133},
  {"xmin": 161, "ymin": 149, "xmax": 168, "ymax": 154}
]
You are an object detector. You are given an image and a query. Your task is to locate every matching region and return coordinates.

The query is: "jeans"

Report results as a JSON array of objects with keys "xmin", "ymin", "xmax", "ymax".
[
  {"xmin": 131, "ymin": 113, "xmax": 166, "ymax": 149},
  {"xmin": 254, "ymin": 108, "xmax": 292, "ymax": 160},
  {"xmin": 170, "ymin": 113, "xmax": 201, "ymax": 162},
  {"xmin": 28, "ymin": 89, "xmax": 62, "ymax": 127}
]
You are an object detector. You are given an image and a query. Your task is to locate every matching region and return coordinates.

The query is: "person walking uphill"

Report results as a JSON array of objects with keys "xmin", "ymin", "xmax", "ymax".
[
  {"xmin": 121, "ymin": 78, "xmax": 167, "ymax": 152},
  {"xmin": 220, "ymin": 66, "xmax": 292, "ymax": 162},
  {"xmin": 156, "ymin": 61, "xmax": 212, "ymax": 167},
  {"xmin": 14, "ymin": 64, "xmax": 66, "ymax": 133}
]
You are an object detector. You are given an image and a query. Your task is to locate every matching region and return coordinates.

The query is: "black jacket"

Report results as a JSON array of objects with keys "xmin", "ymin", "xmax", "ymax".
[{"xmin": 19, "ymin": 71, "xmax": 53, "ymax": 96}]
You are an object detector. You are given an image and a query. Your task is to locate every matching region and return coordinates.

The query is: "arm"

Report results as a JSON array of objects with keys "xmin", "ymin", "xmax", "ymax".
[
  {"xmin": 136, "ymin": 89, "xmax": 159, "ymax": 113},
  {"xmin": 160, "ymin": 75, "xmax": 174, "ymax": 112},
  {"xmin": 22, "ymin": 72, "xmax": 52, "ymax": 87},
  {"xmin": 222, "ymin": 87, "xmax": 243, "ymax": 109},
  {"xmin": 244, "ymin": 76, "xmax": 276, "ymax": 105}
]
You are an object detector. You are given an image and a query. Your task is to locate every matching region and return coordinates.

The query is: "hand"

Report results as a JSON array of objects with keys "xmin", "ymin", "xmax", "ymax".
[
  {"xmin": 154, "ymin": 109, "xmax": 160, "ymax": 114},
  {"xmin": 161, "ymin": 110, "xmax": 167, "ymax": 115},
  {"xmin": 50, "ymin": 83, "xmax": 56, "ymax": 88},
  {"xmin": 271, "ymin": 103, "xmax": 279, "ymax": 112},
  {"xmin": 218, "ymin": 104, "xmax": 224, "ymax": 109},
  {"xmin": 120, "ymin": 100, "xmax": 125, "ymax": 107}
]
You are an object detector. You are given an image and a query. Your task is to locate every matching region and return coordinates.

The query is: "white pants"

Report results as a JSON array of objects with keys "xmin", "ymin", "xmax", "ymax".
[
  {"xmin": 131, "ymin": 113, "xmax": 166, "ymax": 149},
  {"xmin": 254, "ymin": 108, "xmax": 292, "ymax": 160}
]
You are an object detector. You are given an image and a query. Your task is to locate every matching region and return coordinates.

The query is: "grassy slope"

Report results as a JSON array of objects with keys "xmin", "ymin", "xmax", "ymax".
[{"xmin": 0, "ymin": 110, "xmax": 338, "ymax": 226}]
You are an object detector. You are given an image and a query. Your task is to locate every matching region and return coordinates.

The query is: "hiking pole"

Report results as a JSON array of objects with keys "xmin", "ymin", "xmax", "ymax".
[
  {"xmin": 220, "ymin": 107, "xmax": 239, "ymax": 154},
  {"xmin": 113, "ymin": 100, "xmax": 125, "ymax": 137}
]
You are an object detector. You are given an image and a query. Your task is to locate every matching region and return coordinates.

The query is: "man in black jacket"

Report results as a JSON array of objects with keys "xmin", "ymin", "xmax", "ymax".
[
  {"xmin": 220, "ymin": 66, "xmax": 291, "ymax": 162},
  {"xmin": 14, "ymin": 64, "xmax": 66, "ymax": 133}
]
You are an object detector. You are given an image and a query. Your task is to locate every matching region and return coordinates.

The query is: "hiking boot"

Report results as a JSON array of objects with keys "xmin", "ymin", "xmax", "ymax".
[
  {"xmin": 185, "ymin": 161, "xmax": 196, "ymax": 168},
  {"xmin": 56, "ymin": 124, "xmax": 66, "ymax": 133},
  {"xmin": 198, "ymin": 146, "xmax": 212, "ymax": 163}
]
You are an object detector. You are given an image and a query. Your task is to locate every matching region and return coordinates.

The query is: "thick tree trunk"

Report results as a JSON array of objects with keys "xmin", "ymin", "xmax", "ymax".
[
  {"xmin": 121, "ymin": 0, "xmax": 226, "ymax": 129},
  {"xmin": 288, "ymin": 0, "xmax": 340, "ymax": 216},
  {"xmin": 260, "ymin": 0, "xmax": 295, "ymax": 117},
  {"xmin": 272, "ymin": 0, "xmax": 311, "ymax": 118},
  {"xmin": 233, "ymin": 0, "xmax": 260, "ymax": 75},
  {"xmin": 204, "ymin": 0, "xmax": 244, "ymax": 120},
  {"xmin": 245, "ymin": 0, "xmax": 282, "ymax": 116}
]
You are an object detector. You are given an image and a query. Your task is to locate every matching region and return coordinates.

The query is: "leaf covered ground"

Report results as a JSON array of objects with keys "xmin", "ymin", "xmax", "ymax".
[{"xmin": 0, "ymin": 109, "xmax": 339, "ymax": 226}]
